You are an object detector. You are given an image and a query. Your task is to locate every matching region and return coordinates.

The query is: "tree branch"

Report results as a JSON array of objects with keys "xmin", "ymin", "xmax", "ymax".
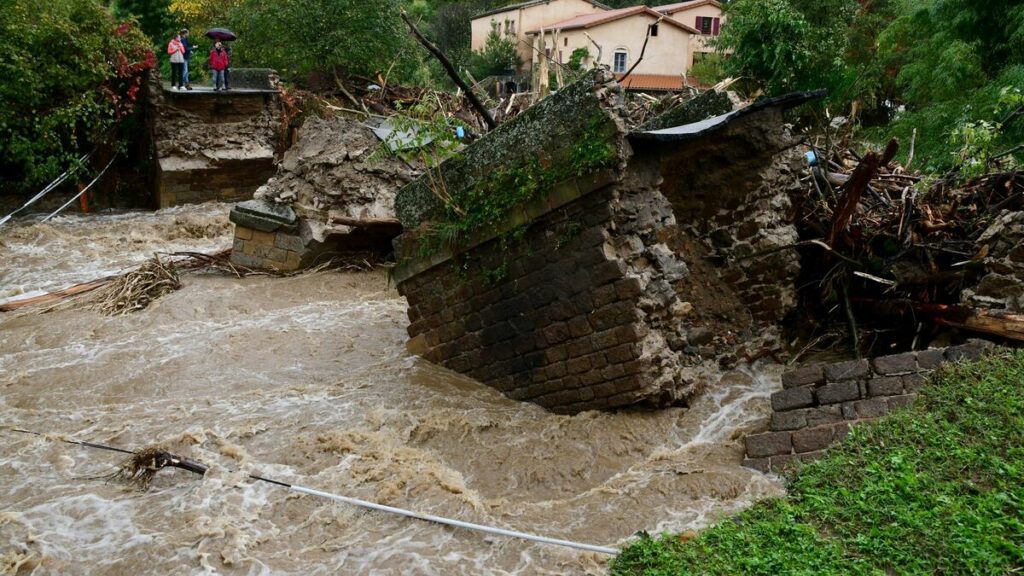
[
  {"xmin": 618, "ymin": 17, "xmax": 662, "ymax": 83},
  {"xmin": 400, "ymin": 11, "xmax": 497, "ymax": 131}
]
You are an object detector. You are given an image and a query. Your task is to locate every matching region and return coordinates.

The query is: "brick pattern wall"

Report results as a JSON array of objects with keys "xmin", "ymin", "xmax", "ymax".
[
  {"xmin": 743, "ymin": 341, "xmax": 995, "ymax": 473},
  {"xmin": 398, "ymin": 185, "xmax": 665, "ymax": 413},
  {"xmin": 231, "ymin": 226, "xmax": 304, "ymax": 271},
  {"xmin": 158, "ymin": 158, "xmax": 276, "ymax": 208}
]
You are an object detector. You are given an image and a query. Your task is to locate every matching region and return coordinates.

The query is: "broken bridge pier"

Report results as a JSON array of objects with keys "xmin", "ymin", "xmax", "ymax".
[{"xmin": 392, "ymin": 69, "xmax": 823, "ymax": 413}]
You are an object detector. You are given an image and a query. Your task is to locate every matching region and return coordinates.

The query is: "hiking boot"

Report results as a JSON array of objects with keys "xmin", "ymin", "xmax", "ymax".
[{"xmin": 186, "ymin": 84, "xmax": 193, "ymax": 90}]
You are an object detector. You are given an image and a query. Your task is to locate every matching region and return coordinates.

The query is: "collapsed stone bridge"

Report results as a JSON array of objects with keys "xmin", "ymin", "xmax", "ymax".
[
  {"xmin": 149, "ymin": 69, "xmax": 281, "ymax": 208},
  {"xmin": 391, "ymin": 69, "xmax": 824, "ymax": 413}
]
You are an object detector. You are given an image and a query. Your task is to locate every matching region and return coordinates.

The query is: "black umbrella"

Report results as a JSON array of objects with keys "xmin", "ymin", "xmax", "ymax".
[{"xmin": 205, "ymin": 28, "xmax": 237, "ymax": 41}]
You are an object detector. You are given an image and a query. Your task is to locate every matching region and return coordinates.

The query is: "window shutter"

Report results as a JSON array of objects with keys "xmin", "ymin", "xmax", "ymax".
[
  {"xmin": 713, "ymin": 17, "xmax": 720, "ymax": 35},
  {"xmin": 695, "ymin": 16, "xmax": 703, "ymax": 31}
]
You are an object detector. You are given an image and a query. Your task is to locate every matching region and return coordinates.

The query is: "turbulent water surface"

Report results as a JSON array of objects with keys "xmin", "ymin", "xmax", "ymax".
[{"xmin": 0, "ymin": 203, "xmax": 784, "ymax": 575}]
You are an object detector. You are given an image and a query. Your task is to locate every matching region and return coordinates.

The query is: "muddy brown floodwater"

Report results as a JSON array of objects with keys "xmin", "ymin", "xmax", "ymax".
[{"xmin": 0, "ymin": 203, "xmax": 784, "ymax": 575}]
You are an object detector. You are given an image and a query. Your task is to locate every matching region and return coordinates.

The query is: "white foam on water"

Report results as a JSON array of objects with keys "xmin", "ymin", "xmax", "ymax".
[{"xmin": 0, "ymin": 209, "xmax": 788, "ymax": 574}]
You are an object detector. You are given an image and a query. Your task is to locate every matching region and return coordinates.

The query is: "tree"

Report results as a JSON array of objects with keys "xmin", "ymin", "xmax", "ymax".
[
  {"xmin": 715, "ymin": 0, "xmax": 857, "ymax": 98},
  {"xmin": 223, "ymin": 0, "xmax": 416, "ymax": 82},
  {"xmin": 469, "ymin": 23, "xmax": 522, "ymax": 78},
  {"xmin": 111, "ymin": 0, "xmax": 174, "ymax": 44},
  {"xmin": 0, "ymin": 0, "xmax": 154, "ymax": 195}
]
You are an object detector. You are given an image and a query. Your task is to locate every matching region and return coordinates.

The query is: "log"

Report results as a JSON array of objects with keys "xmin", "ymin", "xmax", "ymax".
[
  {"xmin": 858, "ymin": 299, "xmax": 1024, "ymax": 342},
  {"xmin": 329, "ymin": 215, "xmax": 402, "ymax": 228},
  {"xmin": 827, "ymin": 138, "xmax": 898, "ymax": 246},
  {"xmin": 0, "ymin": 278, "xmax": 112, "ymax": 312}
]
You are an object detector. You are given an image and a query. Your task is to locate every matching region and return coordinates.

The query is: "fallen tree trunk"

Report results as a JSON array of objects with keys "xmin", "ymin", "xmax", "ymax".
[
  {"xmin": 828, "ymin": 138, "xmax": 899, "ymax": 246},
  {"xmin": 858, "ymin": 298, "xmax": 1024, "ymax": 342},
  {"xmin": 0, "ymin": 278, "xmax": 112, "ymax": 312}
]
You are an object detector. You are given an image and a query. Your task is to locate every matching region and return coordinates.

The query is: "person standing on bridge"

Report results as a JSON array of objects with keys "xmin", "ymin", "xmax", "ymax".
[
  {"xmin": 180, "ymin": 29, "xmax": 194, "ymax": 90},
  {"xmin": 167, "ymin": 33, "xmax": 186, "ymax": 90},
  {"xmin": 209, "ymin": 42, "xmax": 229, "ymax": 91}
]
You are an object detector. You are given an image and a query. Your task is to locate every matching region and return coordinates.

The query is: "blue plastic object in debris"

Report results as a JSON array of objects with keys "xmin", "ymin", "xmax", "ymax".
[
  {"xmin": 805, "ymin": 150, "xmax": 818, "ymax": 166},
  {"xmin": 456, "ymin": 126, "xmax": 466, "ymax": 139}
]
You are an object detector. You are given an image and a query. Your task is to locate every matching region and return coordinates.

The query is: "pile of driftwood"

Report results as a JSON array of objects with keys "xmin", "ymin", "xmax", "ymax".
[
  {"xmin": 0, "ymin": 250, "xmax": 258, "ymax": 315},
  {"xmin": 792, "ymin": 137, "xmax": 1024, "ymax": 351}
]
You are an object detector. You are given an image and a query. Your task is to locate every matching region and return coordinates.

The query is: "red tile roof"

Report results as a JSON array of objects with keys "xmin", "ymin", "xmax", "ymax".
[
  {"xmin": 527, "ymin": 6, "xmax": 698, "ymax": 34},
  {"xmin": 653, "ymin": 0, "xmax": 722, "ymax": 14},
  {"xmin": 615, "ymin": 73, "xmax": 698, "ymax": 91}
]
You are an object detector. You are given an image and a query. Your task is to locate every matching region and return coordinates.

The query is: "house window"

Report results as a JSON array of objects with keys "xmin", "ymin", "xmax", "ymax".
[
  {"xmin": 695, "ymin": 16, "xmax": 720, "ymax": 35},
  {"xmin": 564, "ymin": 37, "xmax": 568, "ymax": 47},
  {"xmin": 650, "ymin": 23, "xmax": 659, "ymax": 37},
  {"xmin": 508, "ymin": 20, "xmax": 516, "ymax": 35},
  {"xmin": 496, "ymin": 22, "xmax": 502, "ymax": 35},
  {"xmin": 613, "ymin": 51, "xmax": 628, "ymax": 73}
]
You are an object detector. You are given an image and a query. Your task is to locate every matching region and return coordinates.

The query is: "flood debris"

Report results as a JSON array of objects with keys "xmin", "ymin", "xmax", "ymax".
[
  {"xmin": 110, "ymin": 446, "xmax": 209, "ymax": 491},
  {"xmin": 90, "ymin": 255, "xmax": 182, "ymax": 315},
  {"xmin": 788, "ymin": 136, "xmax": 1024, "ymax": 350}
]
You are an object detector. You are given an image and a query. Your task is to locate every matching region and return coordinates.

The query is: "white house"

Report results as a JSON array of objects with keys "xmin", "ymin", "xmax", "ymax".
[
  {"xmin": 527, "ymin": 6, "xmax": 699, "ymax": 91},
  {"xmin": 470, "ymin": 0, "xmax": 610, "ymax": 74},
  {"xmin": 654, "ymin": 0, "xmax": 725, "ymax": 65}
]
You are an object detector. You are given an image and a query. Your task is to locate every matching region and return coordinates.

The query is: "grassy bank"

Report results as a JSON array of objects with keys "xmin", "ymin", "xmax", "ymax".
[{"xmin": 611, "ymin": 352, "xmax": 1024, "ymax": 575}]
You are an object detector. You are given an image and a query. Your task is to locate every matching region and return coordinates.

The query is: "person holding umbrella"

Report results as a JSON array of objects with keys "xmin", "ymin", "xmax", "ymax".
[
  {"xmin": 209, "ymin": 41, "xmax": 230, "ymax": 91},
  {"xmin": 205, "ymin": 28, "xmax": 236, "ymax": 90}
]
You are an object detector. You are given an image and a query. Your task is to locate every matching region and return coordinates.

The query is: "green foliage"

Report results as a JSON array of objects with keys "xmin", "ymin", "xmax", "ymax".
[
  {"xmin": 0, "ymin": 0, "xmax": 154, "ymax": 195},
  {"xmin": 112, "ymin": 0, "xmax": 175, "ymax": 45},
  {"xmin": 689, "ymin": 54, "xmax": 726, "ymax": 86},
  {"xmin": 223, "ymin": 0, "xmax": 417, "ymax": 81},
  {"xmin": 429, "ymin": 0, "xmax": 487, "ymax": 73},
  {"xmin": 716, "ymin": 0, "xmax": 857, "ymax": 98},
  {"xmin": 567, "ymin": 47, "xmax": 591, "ymax": 72},
  {"xmin": 469, "ymin": 23, "xmax": 522, "ymax": 78},
  {"xmin": 418, "ymin": 115, "xmax": 617, "ymax": 257},
  {"xmin": 611, "ymin": 351, "xmax": 1024, "ymax": 575}
]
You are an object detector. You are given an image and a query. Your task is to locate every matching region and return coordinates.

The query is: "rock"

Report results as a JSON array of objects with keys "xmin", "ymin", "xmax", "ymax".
[{"xmin": 687, "ymin": 327, "xmax": 713, "ymax": 346}]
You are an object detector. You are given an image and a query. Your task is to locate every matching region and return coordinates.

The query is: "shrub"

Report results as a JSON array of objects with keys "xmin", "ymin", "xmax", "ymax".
[{"xmin": 0, "ymin": 0, "xmax": 154, "ymax": 196}]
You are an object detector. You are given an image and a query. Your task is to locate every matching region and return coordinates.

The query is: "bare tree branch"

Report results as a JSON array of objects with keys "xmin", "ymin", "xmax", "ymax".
[{"xmin": 400, "ymin": 11, "xmax": 497, "ymax": 131}]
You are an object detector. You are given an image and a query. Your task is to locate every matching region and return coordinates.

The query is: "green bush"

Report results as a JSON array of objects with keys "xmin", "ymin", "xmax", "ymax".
[
  {"xmin": 0, "ymin": 0, "xmax": 154, "ymax": 196},
  {"xmin": 223, "ymin": 0, "xmax": 417, "ymax": 84}
]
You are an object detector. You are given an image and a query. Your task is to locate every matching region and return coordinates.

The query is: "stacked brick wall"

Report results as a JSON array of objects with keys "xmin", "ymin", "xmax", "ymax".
[
  {"xmin": 392, "ymin": 73, "xmax": 820, "ymax": 413},
  {"xmin": 399, "ymin": 185, "xmax": 659, "ymax": 413},
  {"xmin": 231, "ymin": 227, "xmax": 305, "ymax": 271},
  {"xmin": 743, "ymin": 341, "xmax": 995, "ymax": 473},
  {"xmin": 158, "ymin": 157, "xmax": 276, "ymax": 207}
]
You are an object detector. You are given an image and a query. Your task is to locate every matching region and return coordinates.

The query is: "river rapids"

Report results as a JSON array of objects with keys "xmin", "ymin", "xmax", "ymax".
[{"xmin": 0, "ymin": 202, "xmax": 784, "ymax": 575}]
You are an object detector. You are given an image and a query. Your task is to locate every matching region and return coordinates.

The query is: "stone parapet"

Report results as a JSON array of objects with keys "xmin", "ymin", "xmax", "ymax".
[{"xmin": 743, "ymin": 341, "xmax": 996, "ymax": 473}]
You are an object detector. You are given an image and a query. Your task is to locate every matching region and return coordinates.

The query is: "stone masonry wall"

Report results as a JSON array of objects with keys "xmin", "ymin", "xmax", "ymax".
[
  {"xmin": 149, "ymin": 71, "xmax": 280, "ymax": 208},
  {"xmin": 399, "ymin": 184, "xmax": 660, "ymax": 413},
  {"xmin": 743, "ymin": 340, "xmax": 996, "ymax": 473},
  {"xmin": 393, "ymin": 72, "xmax": 819, "ymax": 413}
]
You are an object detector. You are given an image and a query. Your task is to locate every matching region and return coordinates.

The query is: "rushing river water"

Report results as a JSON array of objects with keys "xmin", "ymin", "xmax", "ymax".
[{"xmin": 0, "ymin": 203, "xmax": 784, "ymax": 575}]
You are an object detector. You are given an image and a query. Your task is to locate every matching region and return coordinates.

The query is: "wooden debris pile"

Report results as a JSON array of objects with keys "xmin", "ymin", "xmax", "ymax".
[
  {"xmin": 90, "ymin": 255, "xmax": 181, "ymax": 315},
  {"xmin": 790, "ymin": 137, "xmax": 1024, "ymax": 351},
  {"xmin": 110, "ymin": 445, "xmax": 208, "ymax": 491}
]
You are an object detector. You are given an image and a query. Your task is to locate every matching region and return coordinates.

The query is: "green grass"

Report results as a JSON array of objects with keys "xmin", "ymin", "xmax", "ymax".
[{"xmin": 611, "ymin": 351, "xmax": 1024, "ymax": 575}]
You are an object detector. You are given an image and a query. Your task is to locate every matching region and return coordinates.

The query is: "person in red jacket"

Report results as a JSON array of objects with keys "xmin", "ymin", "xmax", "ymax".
[{"xmin": 209, "ymin": 42, "xmax": 229, "ymax": 91}]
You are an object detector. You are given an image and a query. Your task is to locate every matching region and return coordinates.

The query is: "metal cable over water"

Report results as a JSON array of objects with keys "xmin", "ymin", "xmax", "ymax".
[
  {"xmin": 5, "ymin": 428, "xmax": 619, "ymax": 556},
  {"xmin": 41, "ymin": 156, "xmax": 117, "ymax": 223},
  {"xmin": 0, "ymin": 153, "xmax": 91, "ymax": 227}
]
